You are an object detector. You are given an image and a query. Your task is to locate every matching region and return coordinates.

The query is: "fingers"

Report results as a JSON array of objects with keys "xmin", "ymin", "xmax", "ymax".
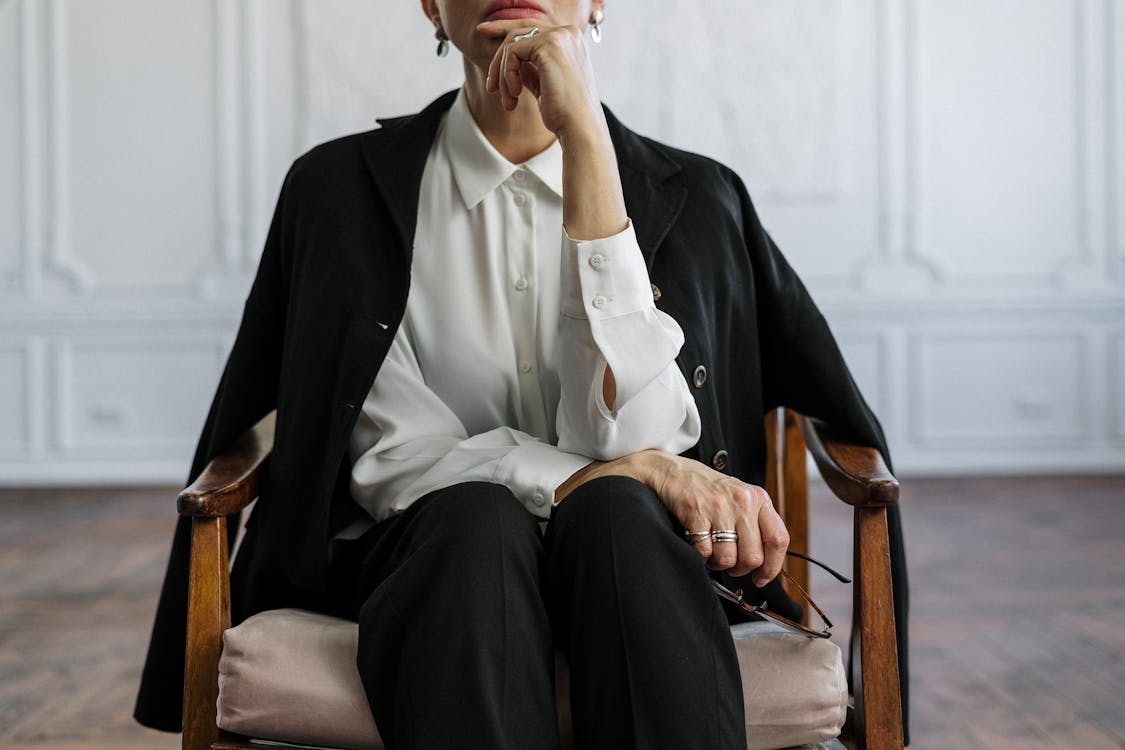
[
  {"xmin": 682, "ymin": 502, "xmax": 713, "ymax": 562},
  {"xmin": 657, "ymin": 455, "xmax": 788, "ymax": 583},
  {"xmin": 729, "ymin": 512, "xmax": 764, "ymax": 580},
  {"xmin": 754, "ymin": 501, "xmax": 790, "ymax": 587},
  {"xmin": 686, "ymin": 480, "xmax": 787, "ymax": 584},
  {"xmin": 481, "ymin": 22, "xmax": 540, "ymax": 109}
]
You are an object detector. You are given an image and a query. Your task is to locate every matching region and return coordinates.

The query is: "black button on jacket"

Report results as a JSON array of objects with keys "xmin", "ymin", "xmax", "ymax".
[{"xmin": 134, "ymin": 89, "xmax": 909, "ymax": 739}]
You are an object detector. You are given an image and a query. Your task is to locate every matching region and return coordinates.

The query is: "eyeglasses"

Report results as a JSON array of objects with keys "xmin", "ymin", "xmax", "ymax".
[{"xmin": 710, "ymin": 551, "xmax": 850, "ymax": 639}]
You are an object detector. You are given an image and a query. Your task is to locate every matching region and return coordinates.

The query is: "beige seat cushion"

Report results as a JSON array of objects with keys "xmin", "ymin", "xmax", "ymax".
[{"xmin": 217, "ymin": 608, "xmax": 846, "ymax": 750}]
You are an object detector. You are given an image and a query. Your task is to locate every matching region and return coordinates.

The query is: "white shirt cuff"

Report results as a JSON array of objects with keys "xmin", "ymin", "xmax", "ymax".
[{"xmin": 494, "ymin": 442, "xmax": 592, "ymax": 519}]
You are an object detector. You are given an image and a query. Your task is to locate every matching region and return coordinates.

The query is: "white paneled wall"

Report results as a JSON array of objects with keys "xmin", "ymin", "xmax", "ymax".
[{"xmin": 1, "ymin": 0, "xmax": 1122, "ymax": 484}]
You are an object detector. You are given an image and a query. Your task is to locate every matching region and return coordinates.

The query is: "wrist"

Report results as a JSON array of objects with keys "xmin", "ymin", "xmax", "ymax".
[{"xmin": 557, "ymin": 110, "xmax": 611, "ymax": 155}]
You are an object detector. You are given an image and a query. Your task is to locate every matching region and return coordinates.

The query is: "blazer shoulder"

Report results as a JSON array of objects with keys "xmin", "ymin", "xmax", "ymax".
[{"xmin": 283, "ymin": 127, "xmax": 383, "ymax": 196}]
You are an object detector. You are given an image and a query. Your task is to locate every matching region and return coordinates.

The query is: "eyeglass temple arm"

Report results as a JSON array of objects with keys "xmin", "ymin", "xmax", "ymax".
[
  {"xmin": 786, "ymin": 550, "xmax": 850, "ymax": 584},
  {"xmin": 780, "ymin": 568, "xmax": 834, "ymax": 630}
]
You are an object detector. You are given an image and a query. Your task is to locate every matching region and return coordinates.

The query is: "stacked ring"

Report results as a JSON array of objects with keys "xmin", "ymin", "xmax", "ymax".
[
  {"xmin": 684, "ymin": 530, "xmax": 710, "ymax": 545},
  {"xmin": 711, "ymin": 530, "xmax": 739, "ymax": 543}
]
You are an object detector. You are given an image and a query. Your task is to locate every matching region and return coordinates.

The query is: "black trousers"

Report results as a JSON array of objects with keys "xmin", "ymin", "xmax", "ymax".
[{"xmin": 326, "ymin": 476, "xmax": 746, "ymax": 750}]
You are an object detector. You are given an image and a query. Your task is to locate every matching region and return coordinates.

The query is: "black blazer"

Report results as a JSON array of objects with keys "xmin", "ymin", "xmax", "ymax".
[{"xmin": 135, "ymin": 89, "xmax": 908, "ymax": 737}]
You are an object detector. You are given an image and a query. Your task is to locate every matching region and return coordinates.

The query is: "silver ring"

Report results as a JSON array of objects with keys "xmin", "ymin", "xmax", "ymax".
[
  {"xmin": 711, "ymin": 530, "xmax": 739, "ymax": 543},
  {"xmin": 684, "ymin": 530, "xmax": 711, "ymax": 538},
  {"xmin": 513, "ymin": 27, "xmax": 541, "ymax": 42}
]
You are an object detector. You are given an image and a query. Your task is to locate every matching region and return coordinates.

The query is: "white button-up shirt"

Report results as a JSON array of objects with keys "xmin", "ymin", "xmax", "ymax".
[{"xmin": 348, "ymin": 88, "xmax": 701, "ymax": 522}]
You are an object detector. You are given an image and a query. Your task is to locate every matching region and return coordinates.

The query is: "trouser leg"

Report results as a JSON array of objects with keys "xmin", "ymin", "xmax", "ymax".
[
  {"xmin": 329, "ymin": 482, "xmax": 559, "ymax": 750},
  {"xmin": 543, "ymin": 475, "xmax": 746, "ymax": 750}
]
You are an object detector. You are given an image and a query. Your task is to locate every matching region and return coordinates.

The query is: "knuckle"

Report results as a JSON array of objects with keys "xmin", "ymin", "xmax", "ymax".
[
  {"xmin": 744, "ymin": 550, "xmax": 765, "ymax": 570},
  {"xmin": 714, "ymin": 551, "xmax": 736, "ymax": 569}
]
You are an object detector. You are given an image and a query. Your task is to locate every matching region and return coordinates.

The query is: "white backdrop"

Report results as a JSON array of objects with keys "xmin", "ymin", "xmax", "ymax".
[{"xmin": 1, "ymin": 0, "xmax": 1123, "ymax": 483}]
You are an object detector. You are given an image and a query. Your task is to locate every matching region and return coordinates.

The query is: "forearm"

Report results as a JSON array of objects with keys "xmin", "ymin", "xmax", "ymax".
[
  {"xmin": 559, "ymin": 116, "xmax": 628, "ymax": 244},
  {"xmin": 554, "ymin": 448, "xmax": 663, "ymax": 504}
]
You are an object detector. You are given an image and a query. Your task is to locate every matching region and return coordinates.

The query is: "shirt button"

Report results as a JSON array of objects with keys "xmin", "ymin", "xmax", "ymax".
[
  {"xmin": 712, "ymin": 450, "xmax": 729, "ymax": 471},
  {"xmin": 513, "ymin": 193, "xmax": 526, "ymax": 206},
  {"xmin": 513, "ymin": 170, "xmax": 527, "ymax": 182},
  {"xmin": 588, "ymin": 253, "xmax": 606, "ymax": 269},
  {"xmin": 515, "ymin": 277, "xmax": 529, "ymax": 291},
  {"xmin": 533, "ymin": 492, "xmax": 546, "ymax": 507},
  {"xmin": 519, "ymin": 360, "xmax": 532, "ymax": 374},
  {"xmin": 692, "ymin": 365, "xmax": 708, "ymax": 388},
  {"xmin": 651, "ymin": 283, "xmax": 662, "ymax": 302},
  {"xmin": 592, "ymin": 295, "xmax": 607, "ymax": 309}
]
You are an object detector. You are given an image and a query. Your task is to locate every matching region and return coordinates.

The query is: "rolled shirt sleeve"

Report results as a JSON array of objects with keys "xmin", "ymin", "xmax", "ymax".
[{"xmin": 556, "ymin": 220, "xmax": 701, "ymax": 460}]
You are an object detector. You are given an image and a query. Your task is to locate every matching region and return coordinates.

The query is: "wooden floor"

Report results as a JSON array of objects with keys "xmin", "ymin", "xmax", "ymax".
[{"xmin": 0, "ymin": 475, "xmax": 1123, "ymax": 749}]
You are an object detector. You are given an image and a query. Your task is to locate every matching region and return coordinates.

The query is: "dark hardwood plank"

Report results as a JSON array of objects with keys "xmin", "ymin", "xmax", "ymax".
[{"xmin": 1, "ymin": 475, "xmax": 1123, "ymax": 750}]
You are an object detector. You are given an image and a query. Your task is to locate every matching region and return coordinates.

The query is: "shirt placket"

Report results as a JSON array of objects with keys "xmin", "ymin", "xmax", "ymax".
[{"xmin": 505, "ymin": 169, "xmax": 549, "ymax": 441}]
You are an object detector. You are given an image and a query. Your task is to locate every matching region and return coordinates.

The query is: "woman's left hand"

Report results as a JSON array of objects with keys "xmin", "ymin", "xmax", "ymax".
[{"xmin": 479, "ymin": 20, "xmax": 603, "ymax": 143}]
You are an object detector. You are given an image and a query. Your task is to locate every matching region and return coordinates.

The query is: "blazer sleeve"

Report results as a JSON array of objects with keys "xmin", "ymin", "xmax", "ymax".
[
  {"xmin": 133, "ymin": 164, "xmax": 295, "ymax": 733},
  {"xmin": 733, "ymin": 171, "xmax": 911, "ymax": 743}
]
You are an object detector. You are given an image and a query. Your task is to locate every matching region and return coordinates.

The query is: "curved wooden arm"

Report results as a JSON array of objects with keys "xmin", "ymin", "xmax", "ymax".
[
  {"xmin": 177, "ymin": 410, "xmax": 276, "ymax": 518},
  {"xmin": 800, "ymin": 416, "xmax": 898, "ymax": 508}
]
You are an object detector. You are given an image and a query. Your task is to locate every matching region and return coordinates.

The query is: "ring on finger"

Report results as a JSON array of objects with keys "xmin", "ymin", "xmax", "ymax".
[
  {"xmin": 513, "ymin": 27, "xmax": 541, "ymax": 42},
  {"xmin": 710, "ymin": 530, "xmax": 739, "ymax": 543}
]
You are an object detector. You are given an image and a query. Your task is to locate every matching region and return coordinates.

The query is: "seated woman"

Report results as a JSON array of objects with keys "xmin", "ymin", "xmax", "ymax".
[{"xmin": 135, "ymin": 1, "xmax": 908, "ymax": 748}]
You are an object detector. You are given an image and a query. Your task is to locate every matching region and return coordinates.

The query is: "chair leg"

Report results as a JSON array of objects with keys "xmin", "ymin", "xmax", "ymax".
[
  {"xmin": 851, "ymin": 507, "xmax": 903, "ymax": 750},
  {"xmin": 182, "ymin": 516, "xmax": 231, "ymax": 750}
]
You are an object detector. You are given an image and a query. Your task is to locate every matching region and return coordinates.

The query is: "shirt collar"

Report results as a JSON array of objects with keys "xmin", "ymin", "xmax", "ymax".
[{"xmin": 443, "ymin": 87, "xmax": 563, "ymax": 209}]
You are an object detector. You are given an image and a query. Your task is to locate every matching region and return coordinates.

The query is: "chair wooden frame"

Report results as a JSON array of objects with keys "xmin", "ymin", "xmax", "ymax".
[{"xmin": 179, "ymin": 407, "xmax": 902, "ymax": 750}]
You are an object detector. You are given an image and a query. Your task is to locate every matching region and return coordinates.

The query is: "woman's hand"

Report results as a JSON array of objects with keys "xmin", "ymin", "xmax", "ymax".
[
  {"xmin": 478, "ymin": 20, "xmax": 602, "ymax": 143},
  {"xmin": 556, "ymin": 450, "xmax": 791, "ymax": 588}
]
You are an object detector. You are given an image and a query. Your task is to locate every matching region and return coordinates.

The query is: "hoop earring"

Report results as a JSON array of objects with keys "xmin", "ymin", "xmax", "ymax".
[
  {"xmin": 435, "ymin": 26, "xmax": 450, "ymax": 57},
  {"xmin": 589, "ymin": 8, "xmax": 604, "ymax": 43}
]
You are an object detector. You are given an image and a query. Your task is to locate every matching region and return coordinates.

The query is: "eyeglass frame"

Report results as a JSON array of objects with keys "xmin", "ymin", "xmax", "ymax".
[{"xmin": 710, "ymin": 551, "xmax": 850, "ymax": 639}]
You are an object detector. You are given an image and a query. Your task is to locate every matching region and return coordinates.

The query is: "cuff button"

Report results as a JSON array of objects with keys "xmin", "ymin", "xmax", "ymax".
[
  {"xmin": 711, "ymin": 450, "xmax": 729, "ymax": 471},
  {"xmin": 651, "ymin": 283, "xmax": 662, "ymax": 301}
]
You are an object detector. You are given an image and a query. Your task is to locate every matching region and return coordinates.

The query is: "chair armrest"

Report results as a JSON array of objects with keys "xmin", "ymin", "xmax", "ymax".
[
  {"xmin": 800, "ymin": 416, "xmax": 898, "ymax": 508},
  {"xmin": 177, "ymin": 410, "xmax": 276, "ymax": 518}
]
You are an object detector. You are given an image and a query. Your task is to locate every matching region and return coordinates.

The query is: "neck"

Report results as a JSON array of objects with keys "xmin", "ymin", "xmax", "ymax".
[{"xmin": 461, "ymin": 59, "xmax": 557, "ymax": 164}]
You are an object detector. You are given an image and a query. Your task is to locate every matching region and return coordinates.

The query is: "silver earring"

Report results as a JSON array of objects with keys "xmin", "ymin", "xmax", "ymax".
[
  {"xmin": 435, "ymin": 26, "xmax": 449, "ymax": 57},
  {"xmin": 589, "ymin": 8, "xmax": 604, "ymax": 43}
]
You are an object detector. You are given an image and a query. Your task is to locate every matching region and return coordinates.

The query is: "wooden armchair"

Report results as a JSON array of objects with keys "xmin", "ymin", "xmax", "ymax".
[{"xmin": 178, "ymin": 406, "xmax": 902, "ymax": 750}]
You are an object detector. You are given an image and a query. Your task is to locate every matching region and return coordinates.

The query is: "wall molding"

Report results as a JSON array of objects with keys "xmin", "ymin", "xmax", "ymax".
[
  {"xmin": 1052, "ymin": 0, "xmax": 1112, "ymax": 290},
  {"xmin": 53, "ymin": 334, "xmax": 227, "ymax": 455},
  {"xmin": 856, "ymin": 0, "xmax": 940, "ymax": 293},
  {"xmin": 909, "ymin": 328, "xmax": 1094, "ymax": 448},
  {"xmin": 1, "ymin": 0, "xmax": 31, "ymax": 295},
  {"xmin": 0, "ymin": 339, "xmax": 30, "ymax": 454},
  {"xmin": 43, "ymin": 0, "xmax": 95, "ymax": 293},
  {"xmin": 1112, "ymin": 0, "xmax": 1125, "ymax": 281},
  {"xmin": 17, "ymin": 0, "xmax": 43, "ymax": 297},
  {"xmin": 42, "ymin": 0, "xmax": 263, "ymax": 298}
]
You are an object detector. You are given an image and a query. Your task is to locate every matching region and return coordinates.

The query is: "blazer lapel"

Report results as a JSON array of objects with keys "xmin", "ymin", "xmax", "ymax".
[
  {"xmin": 358, "ymin": 89, "xmax": 460, "ymax": 264},
  {"xmin": 602, "ymin": 105, "xmax": 688, "ymax": 269}
]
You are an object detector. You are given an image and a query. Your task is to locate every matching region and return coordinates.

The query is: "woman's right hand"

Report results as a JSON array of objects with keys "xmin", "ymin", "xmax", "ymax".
[{"xmin": 556, "ymin": 450, "xmax": 790, "ymax": 588}]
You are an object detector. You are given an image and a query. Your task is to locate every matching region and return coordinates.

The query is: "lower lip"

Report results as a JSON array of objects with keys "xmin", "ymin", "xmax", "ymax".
[{"xmin": 486, "ymin": 8, "xmax": 544, "ymax": 20}]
